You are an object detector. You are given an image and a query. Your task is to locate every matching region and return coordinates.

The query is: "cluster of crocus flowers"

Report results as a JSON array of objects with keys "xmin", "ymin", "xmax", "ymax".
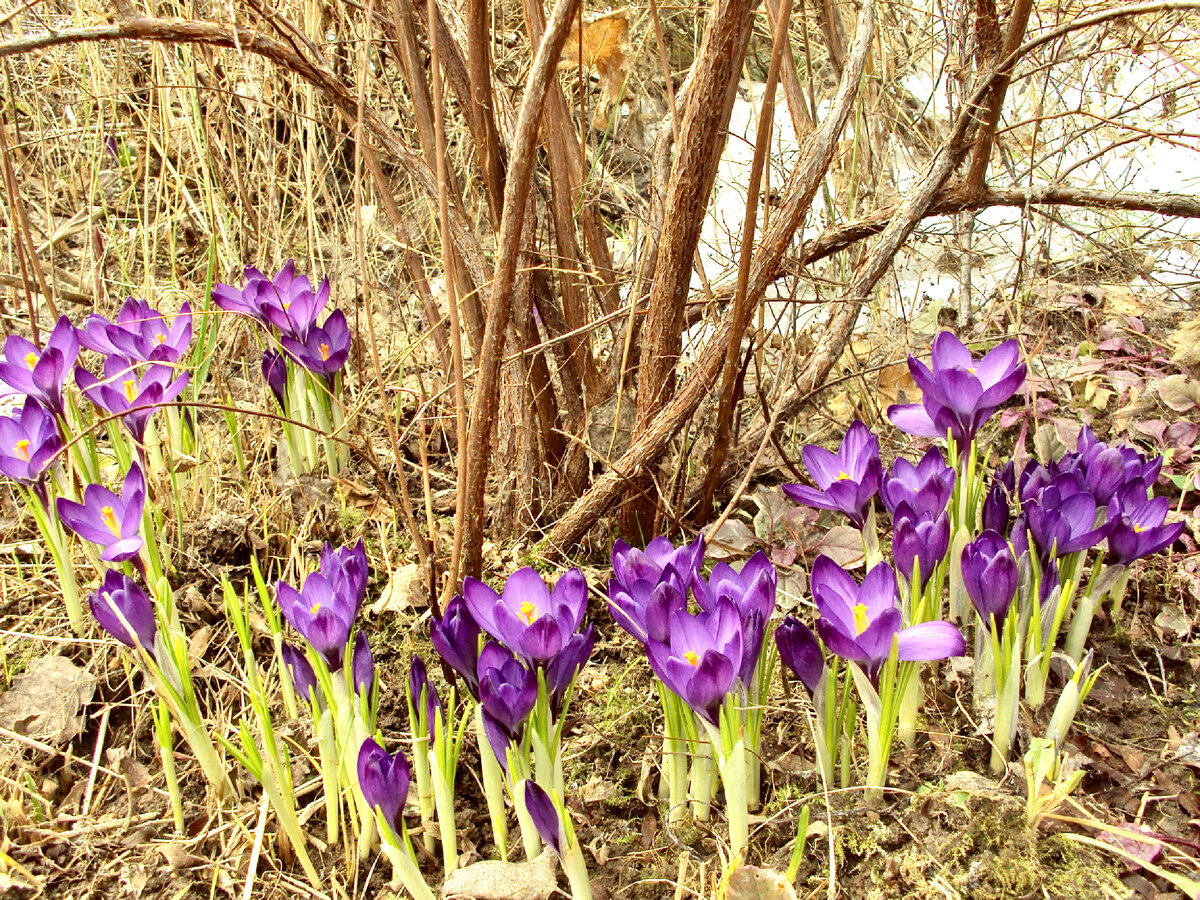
[
  {"xmin": 776, "ymin": 556, "xmax": 964, "ymax": 790},
  {"xmin": 0, "ymin": 302, "xmax": 188, "ymax": 633},
  {"xmin": 213, "ymin": 260, "xmax": 350, "ymax": 474},
  {"xmin": 787, "ymin": 331, "xmax": 1181, "ymax": 778},
  {"xmin": 273, "ymin": 539, "xmax": 379, "ymax": 853},
  {"xmin": 74, "ymin": 297, "xmax": 193, "ymax": 454},
  {"xmin": 607, "ymin": 534, "xmax": 776, "ymax": 859},
  {"xmin": 424, "ymin": 566, "xmax": 594, "ymax": 868}
]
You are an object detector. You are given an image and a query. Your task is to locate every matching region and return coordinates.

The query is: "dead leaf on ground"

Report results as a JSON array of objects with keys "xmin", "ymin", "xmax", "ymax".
[
  {"xmin": 1157, "ymin": 374, "xmax": 1200, "ymax": 412},
  {"xmin": 726, "ymin": 865, "xmax": 798, "ymax": 900},
  {"xmin": 369, "ymin": 563, "xmax": 429, "ymax": 615},
  {"xmin": 812, "ymin": 525, "xmax": 864, "ymax": 569},
  {"xmin": 440, "ymin": 851, "xmax": 557, "ymax": 899},
  {"xmin": 877, "ymin": 361, "xmax": 917, "ymax": 407},
  {"xmin": 708, "ymin": 518, "xmax": 758, "ymax": 558},
  {"xmin": 0, "ymin": 655, "xmax": 94, "ymax": 743}
]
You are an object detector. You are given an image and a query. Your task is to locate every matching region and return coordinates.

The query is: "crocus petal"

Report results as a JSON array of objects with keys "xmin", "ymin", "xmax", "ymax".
[
  {"xmin": 887, "ymin": 402, "xmax": 942, "ymax": 438},
  {"xmin": 523, "ymin": 781, "xmax": 564, "ymax": 856},
  {"xmin": 895, "ymin": 621, "xmax": 966, "ymax": 662}
]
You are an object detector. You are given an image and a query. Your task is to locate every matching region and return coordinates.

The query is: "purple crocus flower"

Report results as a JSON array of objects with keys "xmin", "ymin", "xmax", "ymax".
[
  {"xmin": 275, "ymin": 572, "xmax": 355, "ymax": 670},
  {"xmin": 280, "ymin": 309, "xmax": 350, "ymax": 378},
  {"xmin": 545, "ymin": 625, "xmax": 595, "ymax": 716},
  {"xmin": 431, "ymin": 595, "xmax": 482, "ymax": 696},
  {"xmin": 887, "ymin": 332, "xmax": 1026, "ymax": 449},
  {"xmin": 810, "ymin": 556, "xmax": 965, "ymax": 682},
  {"xmin": 775, "ymin": 616, "xmax": 824, "ymax": 696},
  {"xmin": 282, "ymin": 642, "xmax": 318, "ymax": 702},
  {"xmin": 261, "ymin": 350, "xmax": 288, "ymax": 410},
  {"xmin": 262, "ymin": 270, "xmax": 330, "ymax": 341},
  {"xmin": 213, "ymin": 261, "xmax": 329, "ymax": 339},
  {"xmin": 0, "ymin": 399, "xmax": 62, "ymax": 484},
  {"xmin": 477, "ymin": 642, "xmax": 538, "ymax": 768},
  {"xmin": 1026, "ymin": 489, "xmax": 1111, "ymax": 559},
  {"xmin": 891, "ymin": 505, "xmax": 950, "ymax": 590},
  {"xmin": 645, "ymin": 600, "xmax": 744, "ymax": 725},
  {"xmin": 0, "ymin": 317, "xmax": 80, "ymax": 416},
  {"xmin": 692, "ymin": 550, "xmax": 776, "ymax": 685},
  {"xmin": 783, "ymin": 420, "xmax": 882, "ymax": 528},
  {"xmin": 56, "ymin": 463, "xmax": 146, "ymax": 562},
  {"xmin": 89, "ymin": 569, "xmax": 156, "ymax": 658},
  {"xmin": 320, "ymin": 539, "xmax": 369, "ymax": 616},
  {"xmin": 524, "ymin": 781, "xmax": 564, "ymax": 856},
  {"xmin": 880, "ymin": 447, "xmax": 955, "ymax": 518},
  {"xmin": 960, "ymin": 530, "xmax": 1018, "ymax": 628},
  {"xmin": 1076, "ymin": 426, "xmax": 1162, "ymax": 505},
  {"xmin": 352, "ymin": 632, "xmax": 375, "ymax": 696},
  {"xmin": 1105, "ymin": 495, "xmax": 1184, "ymax": 565},
  {"xmin": 408, "ymin": 653, "xmax": 444, "ymax": 728},
  {"xmin": 79, "ymin": 298, "xmax": 192, "ymax": 363},
  {"xmin": 357, "ymin": 738, "xmax": 411, "ymax": 835},
  {"xmin": 610, "ymin": 534, "xmax": 704, "ymax": 592},
  {"xmin": 463, "ymin": 567, "xmax": 588, "ymax": 667},
  {"xmin": 75, "ymin": 357, "xmax": 189, "ymax": 443},
  {"xmin": 607, "ymin": 577, "xmax": 686, "ymax": 645},
  {"xmin": 982, "ymin": 481, "xmax": 1010, "ymax": 534}
]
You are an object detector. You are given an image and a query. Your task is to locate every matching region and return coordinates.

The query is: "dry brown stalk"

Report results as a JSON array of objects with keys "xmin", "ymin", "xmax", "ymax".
[
  {"xmin": 621, "ymin": 0, "xmax": 764, "ymax": 537},
  {"xmin": 454, "ymin": 0, "xmax": 582, "ymax": 581},
  {"xmin": 696, "ymin": 0, "xmax": 793, "ymax": 524},
  {"xmin": 549, "ymin": 0, "xmax": 877, "ymax": 551}
]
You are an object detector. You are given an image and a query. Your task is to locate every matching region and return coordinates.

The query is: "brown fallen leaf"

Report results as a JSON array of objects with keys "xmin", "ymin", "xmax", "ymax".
[
  {"xmin": 0, "ymin": 655, "xmax": 94, "ymax": 744},
  {"xmin": 440, "ymin": 850, "xmax": 558, "ymax": 899},
  {"xmin": 560, "ymin": 9, "xmax": 632, "ymax": 130},
  {"xmin": 726, "ymin": 865, "xmax": 798, "ymax": 900},
  {"xmin": 369, "ymin": 563, "xmax": 429, "ymax": 615}
]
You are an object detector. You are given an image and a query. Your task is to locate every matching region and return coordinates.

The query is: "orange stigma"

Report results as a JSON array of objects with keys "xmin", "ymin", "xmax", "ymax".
[
  {"xmin": 101, "ymin": 505, "xmax": 121, "ymax": 536},
  {"xmin": 14, "ymin": 439, "xmax": 30, "ymax": 462}
]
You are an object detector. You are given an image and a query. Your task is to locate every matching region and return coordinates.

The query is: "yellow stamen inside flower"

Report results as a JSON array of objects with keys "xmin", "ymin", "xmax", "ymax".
[
  {"xmin": 968, "ymin": 367, "xmax": 976, "ymax": 374},
  {"xmin": 123, "ymin": 379, "xmax": 137, "ymax": 402},
  {"xmin": 852, "ymin": 603, "xmax": 870, "ymax": 635},
  {"xmin": 24, "ymin": 352, "xmax": 37, "ymax": 369},
  {"xmin": 14, "ymin": 439, "xmax": 30, "ymax": 462},
  {"xmin": 309, "ymin": 602, "xmax": 321, "ymax": 615},
  {"xmin": 1133, "ymin": 523, "xmax": 1145, "ymax": 533},
  {"xmin": 684, "ymin": 651, "xmax": 699, "ymax": 667},
  {"xmin": 519, "ymin": 600, "xmax": 539, "ymax": 625},
  {"xmin": 836, "ymin": 471, "xmax": 852, "ymax": 480},
  {"xmin": 101, "ymin": 505, "xmax": 121, "ymax": 536},
  {"xmin": 319, "ymin": 342, "xmax": 330, "ymax": 360},
  {"xmin": 155, "ymin": 333, "xmax": 166, "ymax": 344}
]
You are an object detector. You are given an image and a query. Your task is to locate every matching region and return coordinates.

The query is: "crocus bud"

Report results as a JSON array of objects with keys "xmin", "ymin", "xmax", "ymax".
[
  {"xmin": 261, "ymin": 350, "xmax": 287, "ymax": 410},
  {"xmin": 89, "ymin": 569, "xmax": 157, "ymax": 658},
  {"xmin": 524, "ymin": 780, "xmax": 564, "ymax": 856},
  {"xmin": 408, "ymin": 653, "xmax": 442, "ymax": 730},
  {"xmin": 892, "ymin": 505, "xmax": 950, "ymax": 590},
  {"xmin": 357, "ymin": 738, "xmax": 410, "ymax": 835},
  {"xmin": 982, "ymin": 482, "xmax": 1010, "ymax": 535},
  {"xmin": 431, "ymin": 595, "xmax": 481, "ymax": 696},
  {"xmin": 281, "ymin": 641, "xmax": 317, "ymax": 702},
  {"xmin": 960, "ymin": 530, "xmax": 1017, "ymax": 629},
  {"xmin": 775, "ymin": 616, "xmax": 824, "ymax": 696},
  {"xmin": 352, "ymin": 631, "xmax": 374, "ymax": 696}
]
